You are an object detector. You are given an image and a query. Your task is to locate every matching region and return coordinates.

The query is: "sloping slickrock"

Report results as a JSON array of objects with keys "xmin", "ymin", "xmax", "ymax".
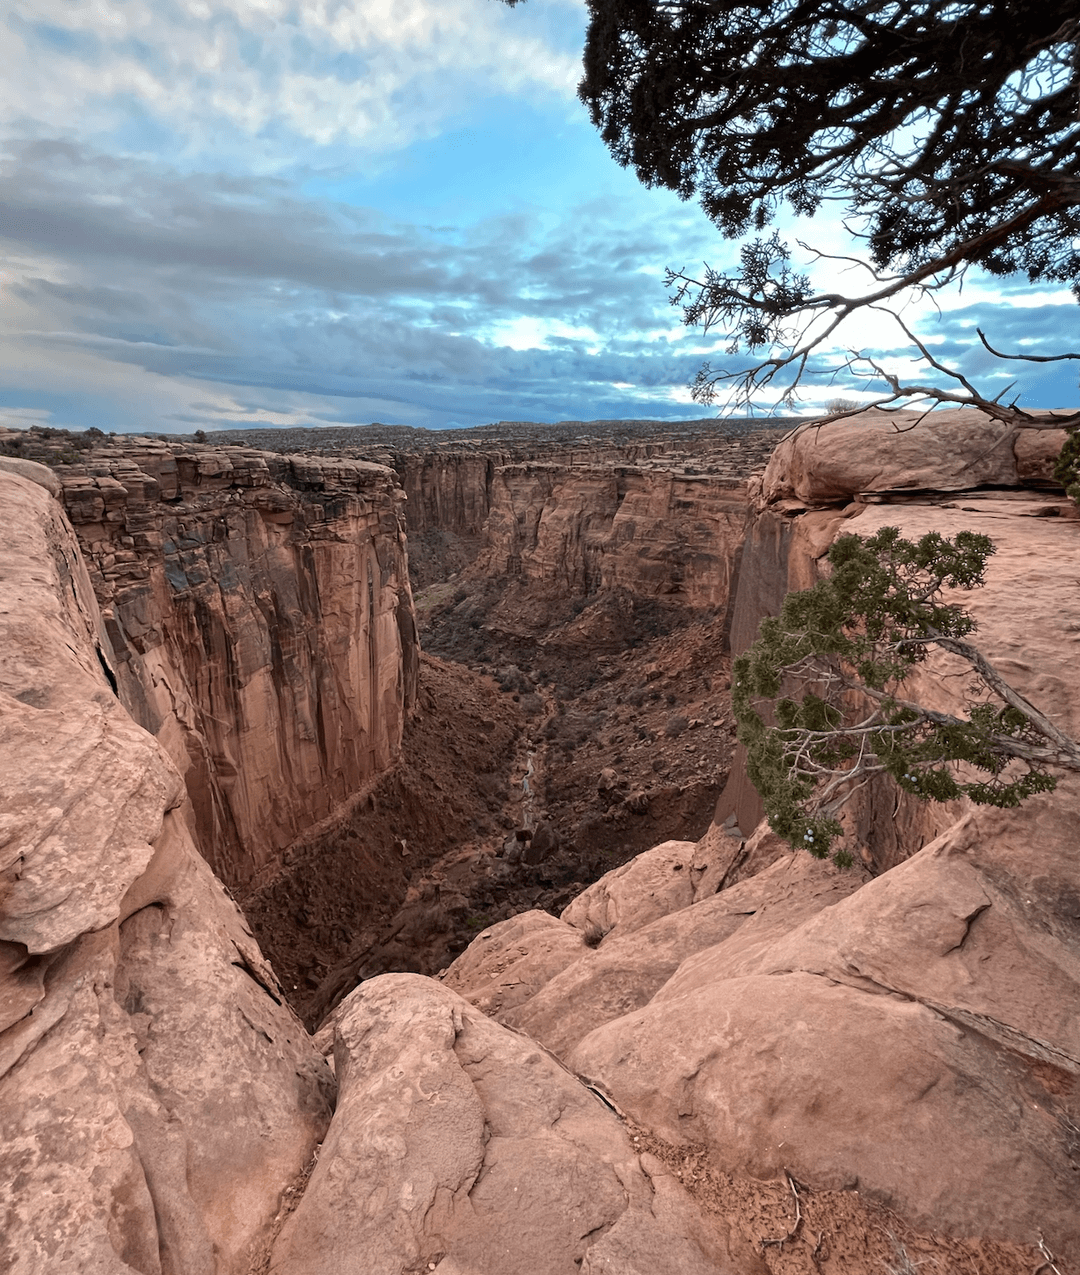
[
  {"xmin": 442, "ymin": 825, "xmax": 829, "ymax": 1059},
  {"xmin": 656, "ymin": 806, "xmax": 1080, "ymax": 1070},
  {"xmin": 269, "ymin": 973, "xmax": 739, "ymax": 1275},
  {"xmin": 0, "ymin": 455, "xmax": 61, "ymax": 496},
  {"xmin": 503, "ymin": 852, "xmax": 869, "ymax": 1059},
  {"xmin": 569, "ymin": 482, "xmax": 1080, "ymax": 1261},
  {"xmin": 760, "ymin": 408, "xmax": 1024, "ymax": 504},
  {"xmin": 559, "ymin": 838, "xmax": 701, "ymax": 940},
  {"xmin": 556, "ymin": 822, "xmax": 787, "ymax": 947},
  {"xmin": 572, "ymin": 961, "xmax": 1080, "ymax": 1253},
  {"xmin": 571, "ymin": 804, "xmax": 1080, "ymax": 1258},
  {"xmin": 440, "ymin": 910, "xmax": 590, "ymax": 1018},
  {"xmin": 0, "ymin": 473, "xmax": 333, "ymax": 1274},
  {"xmin": 0, "ymin": 480, "xmax": 178, "ymax": 953}
]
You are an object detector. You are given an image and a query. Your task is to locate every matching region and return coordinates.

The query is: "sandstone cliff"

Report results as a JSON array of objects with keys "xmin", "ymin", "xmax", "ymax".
[
  {"xmin": 0, "ymin": 465, "xmax": 334, "ymax": 1274},
  {"xmin": 397, "ymin": 426, "xmax": 781, "ymax": 598},
  {"xmin": 475, "ymin": 463, "xmax": 748, "ymax": 609},
  {"xmin": 54, "ymin": 439, "xmax": 418, "ymax": 886}
]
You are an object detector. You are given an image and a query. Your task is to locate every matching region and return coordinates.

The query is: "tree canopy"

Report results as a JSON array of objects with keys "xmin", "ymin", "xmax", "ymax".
[
  {"xmin": 578, "ymin": 0, "xmax": 1080, "ymax": 290},
  {"xmin": 504, "ymin": 0, "xmax": 1080, "ymax": 421}
]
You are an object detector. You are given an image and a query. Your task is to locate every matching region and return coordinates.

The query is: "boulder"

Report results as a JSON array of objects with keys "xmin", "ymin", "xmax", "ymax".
[
  {"xmin": 523, "ymin": 818, "xmax": 559, "ymax": 864},
  {"xmin": 269, "ymin": 974, "xmax": 740, "ymax": 1275},
  {"xmin": 441, "ymin": 910, "xmax": 589, "ymax": 1019},
  {"xmin": 760, "ymin": 408, "xmax": 1023, "ymax": 505},
  {"xmin": 597, "ymin": 765, "xmax": 620, "ymax": 792},
  {"xmin": 560, "ymin": 839, "xmax": 700, "ymax": 940}
]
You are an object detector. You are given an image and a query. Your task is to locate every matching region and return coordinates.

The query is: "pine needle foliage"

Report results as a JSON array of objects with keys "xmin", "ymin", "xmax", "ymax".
[
  {"xmin": 732, "ymin": 528, "xmax": 1075, "ymax": 864},
  {"xmin": 1053, "ymin": 429, "xmax": 1080, "ymax": 507}
]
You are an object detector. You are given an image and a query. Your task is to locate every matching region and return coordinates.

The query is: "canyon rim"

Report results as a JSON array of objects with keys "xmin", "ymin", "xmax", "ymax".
[{"xmin": 1, "ymin": 411, "xmax": 1078, "ymax": 1275}]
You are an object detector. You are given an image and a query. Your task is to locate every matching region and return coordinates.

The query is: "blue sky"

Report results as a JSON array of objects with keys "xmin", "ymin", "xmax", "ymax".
[{"xmin": 1, "ymin": 0, "xmax": 1076, "ymax": 434}]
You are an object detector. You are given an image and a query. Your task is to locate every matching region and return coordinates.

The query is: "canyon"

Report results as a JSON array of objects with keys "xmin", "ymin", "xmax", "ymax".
[{"xmin": 1, "ymin": 410, "xmax": 1078, "ymax": 1274}]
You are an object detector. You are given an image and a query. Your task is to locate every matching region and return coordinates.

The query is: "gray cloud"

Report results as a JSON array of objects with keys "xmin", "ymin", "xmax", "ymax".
[
  {"xmin": 0, "ymin": 139, "xmax": 726, "ymax": 429},
  {"xmin": 3, "ymin": 137, "xmax": 1073, "ymax": 433}
]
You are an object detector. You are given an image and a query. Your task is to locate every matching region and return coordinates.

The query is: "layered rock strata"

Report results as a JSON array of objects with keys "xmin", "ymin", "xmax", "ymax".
[
  {"xmin": 477, "ymin": 464, "xmax": 749, "ymax": 609},
  {"xmin": 0, "ymin": 466, "xmax": 334, "ymax": 1274},
  {"xmin": 53, "ymin": 438, "xmax": 418, "ymax": 886}
]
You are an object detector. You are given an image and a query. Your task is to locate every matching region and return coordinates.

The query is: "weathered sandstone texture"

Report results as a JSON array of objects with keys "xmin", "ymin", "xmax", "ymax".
[
  {"xmin": 760, "ymin": 406, "xmax": 1072, "ymax": 505},
  {"xmin": 54, "ymin": 439, "xmax": 418, "ymax": 885},
  {"xmin": 477, "ymin": 463, "xmax": 749, "ymax": 608},
  {"xmin": 270, "ymin": 973, "xmax": 739, "ymax": 1275},
  {"xmin": 0, "ymin": 469, "xmax": 334, "ymax": 1274},
  {"xmin": 447, "ymin": 412, "xmax": 1080, "ymax": 1261}
]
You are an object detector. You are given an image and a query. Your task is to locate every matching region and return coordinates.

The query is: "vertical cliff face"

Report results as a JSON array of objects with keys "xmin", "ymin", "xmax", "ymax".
[
  {"xmin": 400, "ymin": 450, "xmax": 502, "ymax": 539},
  {"xmin": 476, "ymin": 463, "xmax": 750, "ymax": 610},
  {"xmin": 56, "ymin": 441, "xmax": 418, "ymax": 887},
  {"xmin": 395, "ymin": 430, "xmax": 782, "ymax": 598}
]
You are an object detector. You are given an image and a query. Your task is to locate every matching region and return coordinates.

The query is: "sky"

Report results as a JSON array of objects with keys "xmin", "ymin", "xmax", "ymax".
[{"xmin": 1, "ymin": 0, "xmax": 1076, "ymax": 435}]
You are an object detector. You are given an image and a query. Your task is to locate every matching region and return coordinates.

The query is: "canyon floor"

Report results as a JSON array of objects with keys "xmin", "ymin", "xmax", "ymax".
[{"xmin": 243, "ymin": 583, "xmax": 735, "ymax": 1028}]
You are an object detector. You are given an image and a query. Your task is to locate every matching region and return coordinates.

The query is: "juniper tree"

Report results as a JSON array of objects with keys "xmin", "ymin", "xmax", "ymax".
[
  {"xmin": 579, "ymin": 0, "xmax": 1080, "ymax": 424},
  {"xmin": 733, "ymin": 527, "xmax": 1080, "ymax": 863},
  {"xmin": 503, "ymin": 0, "xmax": 1080, "ymax": 427}
]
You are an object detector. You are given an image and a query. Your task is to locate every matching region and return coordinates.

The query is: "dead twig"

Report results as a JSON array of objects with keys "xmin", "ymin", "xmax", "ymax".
[
  {"xmin": 1033, "ymin": 1237, "xmax": 1064, "ymax": 1275},
  {"xmin": 760, "ymin": 1171, "xmax": 803, "ymax": 1250}
]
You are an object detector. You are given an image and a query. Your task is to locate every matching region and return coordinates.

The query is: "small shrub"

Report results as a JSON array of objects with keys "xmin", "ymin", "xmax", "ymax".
[{"xmin": 666, "ymin": 713, "xmax": 689, "ymax": 738}]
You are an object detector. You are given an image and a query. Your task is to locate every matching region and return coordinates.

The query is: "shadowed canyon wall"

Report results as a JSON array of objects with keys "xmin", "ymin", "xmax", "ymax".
[{"xmin": 54, "ymin": 439, "xmax": 418, "ymax": 887}]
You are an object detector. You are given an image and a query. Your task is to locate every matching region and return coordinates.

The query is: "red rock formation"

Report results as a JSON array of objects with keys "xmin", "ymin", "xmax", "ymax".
[
  {"xmin": 55, "ymin": 440, "xmax": 418, "ymax": 886},
  {"xmin": 0, "ymin": 466, "xmax": 333, "ymax": 1274},
  {"xmin": 269, "ymin": 973, "xmax": 740, "ymax": 1275},
  {"xmin": 477, "ymin": 463, "xmax": 749, "ymax": 609},
  {"xmin": 447, "ymin": 411, "xmax": 1080, "ymax": 1262},
  {"xmin": 760, "ymin": 406, "xmax": 1071, "ymax": 505}
]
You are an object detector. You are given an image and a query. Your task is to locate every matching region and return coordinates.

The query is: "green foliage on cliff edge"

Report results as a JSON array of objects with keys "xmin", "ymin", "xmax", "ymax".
[
  {"xmin": 1054, "ymin": 430, "xmax": 1080, "ymax": 507},
  {"xmin": 733, "ymin": 528, "xmax": 1072, "ymax": 865}
]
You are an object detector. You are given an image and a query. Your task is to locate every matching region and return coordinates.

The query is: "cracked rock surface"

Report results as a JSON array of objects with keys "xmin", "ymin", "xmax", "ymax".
[{"xmin": 269, "ymin": 973, "xmax": 739, "ymax": 1275}]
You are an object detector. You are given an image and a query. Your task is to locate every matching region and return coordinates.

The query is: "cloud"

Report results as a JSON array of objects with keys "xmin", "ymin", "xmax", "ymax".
[
  {"xmin": 2, "ymin": 1, "xmax": 1074, "ymax": 434},
  {"xmin": 2, "ymin": 0, "xmax": 584, "ymax": 162},
  {"xmin": 0, "ymin": 405, "xmax": 53, "ymax": 429},
  {"xmin": 0, "ymin": 136, "xmax": 725, "ymax": 430}
]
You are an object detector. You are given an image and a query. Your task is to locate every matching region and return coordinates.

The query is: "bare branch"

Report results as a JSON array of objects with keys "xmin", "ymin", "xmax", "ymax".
[{"xmin": 977, "ymin": 329, "xmax": 1080, "ymax": 364}]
